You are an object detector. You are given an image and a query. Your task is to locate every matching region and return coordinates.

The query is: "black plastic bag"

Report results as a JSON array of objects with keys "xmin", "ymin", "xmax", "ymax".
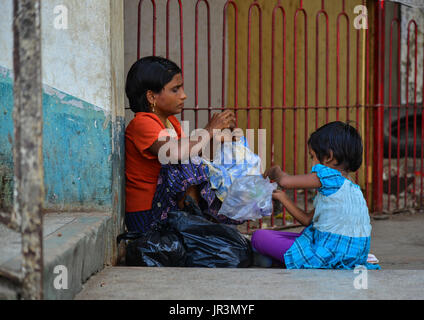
[
  {"xmin": 166, "ymin": 200, "xmax": 252, "ymax": 268},
  {"xmin": 117, "ymin": 222, "xmax": 187, "ymax": 267}
]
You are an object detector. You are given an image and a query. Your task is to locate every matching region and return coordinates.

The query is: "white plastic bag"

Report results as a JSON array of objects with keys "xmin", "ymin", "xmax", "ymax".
[
  {"xmin": 218, "ymin": 175, "xmax": 278, "ymax": 221},
  {"xmin": 202, "ymin": 136, "xmax": 262, "ymax": 201}
]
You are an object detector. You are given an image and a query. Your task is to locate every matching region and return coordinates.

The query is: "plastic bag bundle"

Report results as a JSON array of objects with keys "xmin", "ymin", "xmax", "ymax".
[
  {"xmin": 118, "ymin": 197, "xmax": 252, "ymax": 268},
  {"xmin": 166, "ymin": 210, "xmax": 252, "ymax": 268},
  {"xmin": 202, "ymin": 136, "xmax": 262, "ymax": 202},
  {"xmin": 218, "ymin": 175, "xmax": 278, "ymax": 221},
  {"xmin": 117, "ymin": 223, "xmax": 187, "ymax": 267}
]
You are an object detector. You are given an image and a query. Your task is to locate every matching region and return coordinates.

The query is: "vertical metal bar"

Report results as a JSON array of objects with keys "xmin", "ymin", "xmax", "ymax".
[
  {"xmin": 206, "ymin": 2, "xmax": 211, "ymax": 122},
  {"xmin": 303, "ymin": 9, "xmax": 308, "ymax": 215},
  {"xmin": 388, "ymin": 19, "xmax": 394, "ymax": 210},
  {"xmin": 247, "ymin": 0, "xmax": 263, "ymax": 229},
  {"xmin": 389, "ymin": 5, "xmax": 401, "ymax": 211},
  {"xmin": 270, "ymin": 4, "xmax": 277, "ymax": 227},
  {"xmin": 13, "ymin": 0, "xmax": 44, "ymax": 300},
  {"xmin": 195, "ymin": 0, "xmax": 211, "ymax": 129},
  {"xmin": 137, "ymin": 1, "xmax": 142, "ymax": 59},
  {"xmin": 336, "ymin": 0, "xmax": 350, "ymax": 122},
  {"xmin": 355, "ymin": 10, "xmax": 361, "ymax": 183},
  {"xmin": 365, "ymin": 13, "xmax": 371, "ymax": 206},
  {"xmin": 294, "ymin": 0, "xmax": 307, "ymax": 220},
  {"xmin": 388, "ymin": 17, "xmax": 400, "ymax": 211},
  {"xmin": 222, "ymin": 1, "xmax": 238, "ymax": 122},
  {"xmin": 345, "ymin": 6, "xmax": 350, "ymax": 123},
  {"xmin": 246, "ymin": 0, "xmax": 252, "ymax": 232},
  {"xmin": 395, "ymin": 3, "xmax": 401, "ymax": 209},
  {"xmin": 259, "ymin": 0, "xmax": 263, "ymax": 229},
  {"xmin": 222, "ymin": 0, "xmax": 239, "ymax": 228},
  {"xmin": 315, "ymin": 0, "xmax": 329, "ymax": 129},
  {"xmin": 314, "ymin": 0, "xmax": 330, "ymax": 217},
  {"xmin": 195, "ymin": 1, "xmax": 199, "ymax": 129},
  {"xmin": 405, "ymin": 20, "xmax": 417, "ymax": 209},
  {"xmin": 372, "ymin": 0, "xmax": 385, "ymax": 213},
  {"xmin": 336, "ymin": 2, "xmax": 342, "ymax": 121},
  {"xmin": 137, "ymin": 0, "xmax": 156, "ymax": 59},
  {"xmin": 404, "ymin": 23, "xmax": 410, "ymax": 209},
  {"xmin": 271, "ymin": 1, "xmax": 286, "ymax": 227},
  {"xmin": 166, "ymin": 0, "xmax": 184, "ymax": 119},
  {"xmin": 246, "ymin": 3, "xmax": 253, "ymax": 128},
  {"xmin": 412, "ymin": 22, "xmax": 418, "ymax": 206}
]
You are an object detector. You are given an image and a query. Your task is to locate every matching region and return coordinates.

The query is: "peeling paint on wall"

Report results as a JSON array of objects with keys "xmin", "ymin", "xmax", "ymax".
[
  {"xmin": 0, "ymin": 66, "xmax": 112, "ymax": 211},
  {"xmin": 0, "ymin": 0, "xmax": 112, "ymax": 111},
  {"xmin": 0, "ymin": 67, "xmax": 14, "ymax": 211}
]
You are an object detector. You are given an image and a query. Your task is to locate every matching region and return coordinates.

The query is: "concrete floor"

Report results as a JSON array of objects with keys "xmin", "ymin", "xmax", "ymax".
[
  {"xmin": 0, "ymin": 214, "xmax": 77, "ymax": 268},
  {"xmin": 75, "ymin": 212, "xmax": 424, "ymax": 300},
  {"xmin": 0, "ymin": 212, "xmax": 112, "ymax": 300},
  {"xmin": 75, "ymin": 267, "xmax": 424, "ymax": 300},
  {"xmin": 368, "ymin": 212, "xmax": 424, "ymax": 270}
]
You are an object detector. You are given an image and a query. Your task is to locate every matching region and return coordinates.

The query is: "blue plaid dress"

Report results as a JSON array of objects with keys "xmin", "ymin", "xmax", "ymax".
[{"xmin": 284, "ymin": 164, "xmax": 381, "ymax": 270}]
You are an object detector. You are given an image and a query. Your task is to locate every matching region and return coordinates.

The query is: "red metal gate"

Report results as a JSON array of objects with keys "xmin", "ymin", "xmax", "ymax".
[{"xmin": 135, "ymin": 0, "xmax": 424, "ymax": 233}]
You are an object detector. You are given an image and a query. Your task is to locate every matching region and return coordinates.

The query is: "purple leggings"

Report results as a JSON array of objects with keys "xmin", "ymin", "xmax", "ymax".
[{"xmin": 251, "ymin": 229, "xmax": 303, "ymax": 264}]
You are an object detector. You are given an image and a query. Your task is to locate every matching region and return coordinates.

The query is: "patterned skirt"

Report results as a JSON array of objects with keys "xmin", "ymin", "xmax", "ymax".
[{"xmin": 125, "ymin": 160, "xmax": 244, "ymax": 233}]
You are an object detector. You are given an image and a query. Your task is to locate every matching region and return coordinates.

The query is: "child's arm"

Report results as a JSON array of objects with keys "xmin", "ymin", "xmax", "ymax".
[
  {"xmin": 265, "ymin": 165, "xmax": 321, "ymax": 189},
  {"xmin": 272, "ymin": 190, "xmax": 314, "ymax": 226}
]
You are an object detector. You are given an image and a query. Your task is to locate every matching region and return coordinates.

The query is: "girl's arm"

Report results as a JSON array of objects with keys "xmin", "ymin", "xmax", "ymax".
[
  {"xmin": 265, "ymin": 165, "xmax": 321, "ymax": 189},
  {"xmin": 148, "ymin": 110, "xmax": 236, "ymax": 162},
  {"xmin": 273, "ymin": 190, "xmax": 314, "ymax": 226},
  {"xmin": 147, "ymin": 128, "xmax": 213, "ymax": 163}
]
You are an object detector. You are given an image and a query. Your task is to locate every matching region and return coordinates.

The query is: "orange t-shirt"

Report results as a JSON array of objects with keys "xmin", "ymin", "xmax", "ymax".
[{"xmin": 125, "ymin": 112, "xmax": 184, "ymax": 212}]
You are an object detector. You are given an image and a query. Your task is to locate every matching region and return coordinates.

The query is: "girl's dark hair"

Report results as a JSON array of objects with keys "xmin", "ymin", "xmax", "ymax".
[
  {"xmin": 125, "ymin": 56, "xmax": 182, "ymax": 113},
  {"xmin": 307, "ymin": 121, "xmax": 363, "ymax": 172}
]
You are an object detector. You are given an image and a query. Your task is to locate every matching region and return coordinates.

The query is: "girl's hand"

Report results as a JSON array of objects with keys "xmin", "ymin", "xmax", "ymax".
[
  {"xmin": 205, "ymin": 110, "xmax": 236, "ymax": 133},
  {"xmin": 218, "ymin": 127, "xmax": 244, "ymax": 143},
  {"xmin": 231, "ymin": 127, "xmax": 244, "ymax": 141},
  {"xmin": 272, "ymin": 189, "xmax": 314, "ymax": 226},
  {"xmin": 264, "ymin": 165, "xmax": 288, "ymax": 182},
  {"xmin": 272, "ymin": 189, "xmax": 287, "ymax": 202}
]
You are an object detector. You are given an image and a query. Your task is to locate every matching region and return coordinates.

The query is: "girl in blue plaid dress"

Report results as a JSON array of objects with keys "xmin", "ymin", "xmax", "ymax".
[{"xmin": 251, "ymin": 121, "xmax": 380, "ymax": 269}]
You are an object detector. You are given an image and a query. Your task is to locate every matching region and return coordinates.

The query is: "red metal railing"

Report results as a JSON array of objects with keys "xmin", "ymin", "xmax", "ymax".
[
  {"xmin": 195, "ymin": 0, "xmax": 211, "ymax": 124},
  {"xmin": 271, "ymin": 0, "xmax": 287, "ymax": 227},
  {"xmin": 384, "ymin": 1, "xmax": 423, "ymax": 213},
  {"xmin": 373, "ymin": 0, "xmax": 385, "ymax": 213},
  {"xmin": 136, "ymin": 0, "xmax": 424, "ymax": 233}
]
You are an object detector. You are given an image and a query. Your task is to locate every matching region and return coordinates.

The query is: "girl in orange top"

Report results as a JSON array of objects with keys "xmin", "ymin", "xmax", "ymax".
[{"xmin": 125, "ymin": 56, "xmax": 242, "ymax": 233}]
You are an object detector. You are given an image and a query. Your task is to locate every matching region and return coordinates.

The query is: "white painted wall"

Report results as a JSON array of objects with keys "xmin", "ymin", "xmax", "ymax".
[
  {"xmin": 0, "ymin": 0, "xmax": 112, "ymax": 112},
  {"xmin": 0, "ymin": 0, "xmax": 13, "ymax": 72}
]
